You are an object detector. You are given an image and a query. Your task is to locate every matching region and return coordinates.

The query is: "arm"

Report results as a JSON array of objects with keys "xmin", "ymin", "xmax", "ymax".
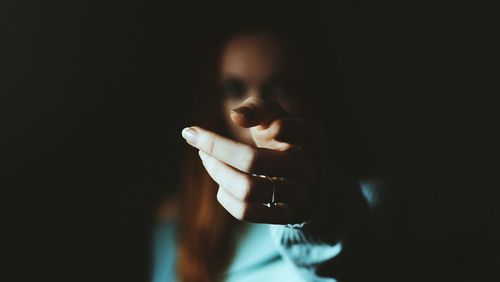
[
  {"xmin": 272, "ymin": 158, "xmax": 401, "ymax": 281},
  {"xmin": 181, "ymin": 97, "xmax": 401, "ymax": 280}
]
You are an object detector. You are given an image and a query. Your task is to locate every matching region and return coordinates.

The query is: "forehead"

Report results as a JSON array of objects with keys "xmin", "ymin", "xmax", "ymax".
[{"xmin": 219, "ymin": 34, "xmax": 292, "ymax": 81}]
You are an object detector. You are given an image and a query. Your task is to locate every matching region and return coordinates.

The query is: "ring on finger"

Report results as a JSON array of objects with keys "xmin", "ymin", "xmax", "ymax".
[{"xmin": 251, "ymin": 174, "xmax": 286, "ymax": 208}]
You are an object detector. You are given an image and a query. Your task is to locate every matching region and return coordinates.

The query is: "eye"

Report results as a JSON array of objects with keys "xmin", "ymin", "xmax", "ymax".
[{"xmin": 221, "ymin": 79, "xmax": 246, "ymax": 99}]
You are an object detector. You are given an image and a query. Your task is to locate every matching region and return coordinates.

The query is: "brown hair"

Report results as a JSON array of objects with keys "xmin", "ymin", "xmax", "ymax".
[
  {"xmin": 177, "ymin": 149, "xmax": 238, "ymax": 282},
  {"xmin": 177, "ymin": 85, "xmax": 239, "ymax": 281}
]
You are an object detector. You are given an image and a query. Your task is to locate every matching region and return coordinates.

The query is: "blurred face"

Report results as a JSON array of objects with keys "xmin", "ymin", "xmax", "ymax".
[{"xmin": 219, "ymin": 33, "xmax": 304, "ymax": 144}]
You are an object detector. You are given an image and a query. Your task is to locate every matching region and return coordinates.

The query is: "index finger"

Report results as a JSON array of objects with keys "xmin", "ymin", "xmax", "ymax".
[{"xmin": 230, "ymin": 97, "xmax": 289, "ymax": 129}]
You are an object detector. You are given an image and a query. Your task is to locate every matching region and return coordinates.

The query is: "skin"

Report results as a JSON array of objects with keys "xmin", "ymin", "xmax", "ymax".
[
  {"xmin": 219, "ymin": 34, "xmax": 304, "ymax": 144},
  {"xmin": 181, "ymin": 34, "xmax": 322, "ymax": 224}
]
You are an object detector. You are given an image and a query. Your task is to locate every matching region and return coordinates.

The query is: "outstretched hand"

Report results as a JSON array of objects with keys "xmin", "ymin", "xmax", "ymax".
[{"xmin": 181, "ymin": 97, "xmax": 322, "ymax": 224}]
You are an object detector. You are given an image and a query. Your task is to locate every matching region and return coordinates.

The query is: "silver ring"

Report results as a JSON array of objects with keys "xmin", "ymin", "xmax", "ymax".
[
  {"xmin": 252, "ymin": 174, "xmax": 278, "ymax": 208},
  {"xmin": 264, "ymin": 177, "xmax": 277, "ymax": 208}
]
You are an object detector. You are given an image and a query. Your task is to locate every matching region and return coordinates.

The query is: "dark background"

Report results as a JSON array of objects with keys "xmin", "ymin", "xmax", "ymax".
[{"xmin": 1, "ymin": 1, "xmax": 498, "ymax": 281}]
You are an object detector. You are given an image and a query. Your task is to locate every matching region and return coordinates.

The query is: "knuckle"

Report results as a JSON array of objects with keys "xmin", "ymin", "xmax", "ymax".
[
  {"xmin": 216, "ymin": 187, "xmax": 248, "ymax": 221},
  {"xmin": 216, "ymin": 188, "xmax": 224, "ymax": 203},
  {"xmin": 211, "ymin": 164, "xmax": 222, "ymax": 180},
  {"xmin": 237, "ymin": 204, "xmax": 250, "ymax": 220}
]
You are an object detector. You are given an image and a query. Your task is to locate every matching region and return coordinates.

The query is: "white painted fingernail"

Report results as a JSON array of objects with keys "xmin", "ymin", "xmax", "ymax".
[{"xmin": 181, "ymin": 127, "xmax": 198, "ymax": 144}]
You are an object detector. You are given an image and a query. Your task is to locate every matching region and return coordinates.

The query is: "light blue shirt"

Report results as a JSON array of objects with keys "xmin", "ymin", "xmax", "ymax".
[
  {"xmin": 152, "ymin": 221, "xmax": 304, "ymax": 282},
  {"xmin": 152, "ymin": 159, "xmax": 392, "ymax": 282}
]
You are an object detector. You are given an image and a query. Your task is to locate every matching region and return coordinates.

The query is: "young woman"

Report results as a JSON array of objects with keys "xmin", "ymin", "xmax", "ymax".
[{"xmin": 153, "ymin": 2, "xmax": 401, "ymax": 281}]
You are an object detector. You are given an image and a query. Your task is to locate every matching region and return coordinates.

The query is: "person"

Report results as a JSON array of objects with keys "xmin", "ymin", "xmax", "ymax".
[{"xmin": 152, "ymin": 2, "xmax": 403, "ymax": 281}]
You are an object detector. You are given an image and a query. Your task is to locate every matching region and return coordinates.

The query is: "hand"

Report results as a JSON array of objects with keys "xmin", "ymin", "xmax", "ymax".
[{"xmin": 181, "ymin": 97, "xmax": 322, "ymax": 224}]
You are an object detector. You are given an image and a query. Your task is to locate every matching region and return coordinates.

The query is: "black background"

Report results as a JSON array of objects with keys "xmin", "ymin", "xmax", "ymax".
[{"xmin": 1, "ymin": 1, "xmax": 498, "ymax": 281}]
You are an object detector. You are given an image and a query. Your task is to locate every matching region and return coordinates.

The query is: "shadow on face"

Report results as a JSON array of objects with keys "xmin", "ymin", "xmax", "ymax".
[{"xmin": 218, "ymin": 33, "xmax": 305, "ymax": 144}]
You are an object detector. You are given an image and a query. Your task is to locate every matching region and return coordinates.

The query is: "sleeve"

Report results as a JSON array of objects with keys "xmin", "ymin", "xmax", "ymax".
[{"xmin": 269, "ymin": 158, "xmax": 399, "ymax": 282}]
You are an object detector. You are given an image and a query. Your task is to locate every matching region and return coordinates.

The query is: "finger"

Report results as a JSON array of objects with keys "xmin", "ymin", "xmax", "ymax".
[
  {"xmin": 265, "ymin": 118, "xmax": 306, "ymax": 143},
  {"xmin": 200, "ymin": 150, "xmax": 297, "ymax": 203},
  {"xmin": 216, "ymin": 187, "xmax": 298, "ymax": 224},
  {"xmin": 230, "ymin": 97, "xmax": 289, "ymax": 129},
  {"xmin": 182, "ymin": 126, "xmax": 301, "ymax": 177},
  {"xmin": 182, "ymin": 126, "xmax": 254, "ymax": 170},
  {"xmin": 251, "ymin": 118, "xmax": 311, "ymax": 149},
  {"xmin": 199, "ymin": 150, "xmax": 276, "ymax": 203}
]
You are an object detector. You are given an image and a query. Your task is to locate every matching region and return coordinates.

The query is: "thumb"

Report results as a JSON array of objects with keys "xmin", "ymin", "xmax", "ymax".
[{"xmin": 230, "ymin": 97, "xmax": 289, "ymax": 128}]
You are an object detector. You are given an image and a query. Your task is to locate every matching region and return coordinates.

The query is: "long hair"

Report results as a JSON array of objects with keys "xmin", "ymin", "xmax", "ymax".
[
  {"xmin": 177, "ymin": 109, "xmax": 238, "ymax": 282},
  {"xmin": 177, "ymin": 1, "xmax": 384, "ymax": 281}
]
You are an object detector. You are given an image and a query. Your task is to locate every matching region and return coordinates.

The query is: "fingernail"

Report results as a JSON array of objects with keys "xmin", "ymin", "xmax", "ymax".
[
  {"xmin": 230, "ymin": 111, "xmax": 245, "ymax": 127},
  {"xmin": 230, "ymin": 109, "xmax": 244, "ymax": 120},
  {"xmin": 181, "ymin": 127, "xmax": 198, "ymax": 144}
]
